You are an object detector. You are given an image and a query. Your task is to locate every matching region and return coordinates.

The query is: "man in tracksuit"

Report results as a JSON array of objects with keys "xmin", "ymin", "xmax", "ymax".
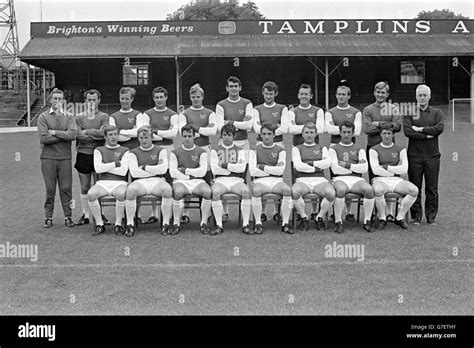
[
  {"xmin": 38, "ymin": 88, "xmax": 77, "ymax": 228},
  {"xmin": 403, "ymin": 84, "xmax": 444, "ymax": 225}
]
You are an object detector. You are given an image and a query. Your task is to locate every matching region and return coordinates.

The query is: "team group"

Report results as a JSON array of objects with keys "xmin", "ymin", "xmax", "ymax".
[{"xmin": 37, "ymin": 76, "xmax": 444, "ymax": 236}]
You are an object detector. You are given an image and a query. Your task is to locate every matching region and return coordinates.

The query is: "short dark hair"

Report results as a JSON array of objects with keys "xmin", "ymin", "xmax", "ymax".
[
  {"xmin": 221, "ymin": 123, "xmax": 236, "ymax": 136},
  {"xmin": 137, "ymin": 125, "xmax": 152, "ymax": 137},
  {"xmin": 380, "ymin": 123, "xmax": 394, "ymax": 134},
  {"xmin": 226, "ymin": 76, "xmax": 241, "ymax": 87},
  {"xmin": 181, "ymin": 124, "xmax": 196, "ymax": 135},
  {"xmin": 261, "ymin": 121, "xmax": 276, "ymax": 134},
  {"xmin": 152, "ymin": 86, "xmax": 168, "ymax": 98},
  {"xmin": 262, "ymin": 81, "xmax": 278, "ymax": 93},
  {"xmin": 298, "ymin": 83, "xmax": 312, "ymax": 93},
  {"xmin": 339, "ymin": 120, "xmax": 355, "ymax": 132},
  {"xmin": 84, "ymin": 89, "xmax": 101, "ymax": 99}
]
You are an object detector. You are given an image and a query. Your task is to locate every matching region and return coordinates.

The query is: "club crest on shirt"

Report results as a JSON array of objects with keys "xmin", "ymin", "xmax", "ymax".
[
  {"xmin": 391, "ymin": 153, "xmax": 398, "ymax": 159},
  {"xmin": 151, "ymin": 154, "xmax": 157, "ymax": 161},
  {"xmin": 200, "ymin": 114, "xmax": 207, "ymax": 120},
  {"xmin": 128, "ymin": 118, "xmax": 134, "ymax": 124},
  {"xmin": 191, "ymin": 155, "xmax": 198, "ymax": 162},
  {"xmin": 272, "ymin": 112, "xmax": 279, "ymax": 118},
  {"xmin": 239, "ymin": 109, "xmax": 244, "ymax": 115},
  {"xmin": 271, "ymin": 152, "xmax": 278, "ymax": 159},
  {"xmin": 114, "ymin": 152, "xmax": 121, "ymax": 158},
  {"xmin": 163, "ymin": 116, "xmax": 169, "ymax": 121},
  {"xmin": 350, "ymin": 151, "xmax": 357, "ymax": 156},
  {"xmin": 308, "ymin": 113, "xmax": 315, "ymax": 118},
  {"xmin": 314, "ymin": 150, "xmax": 320, "ymax": 155},
  {"xmin": 346, "ymin": 113, "xmax": 354, "ymax": 119}
]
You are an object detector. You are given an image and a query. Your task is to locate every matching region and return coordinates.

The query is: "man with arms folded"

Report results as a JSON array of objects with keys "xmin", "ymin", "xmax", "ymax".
[
  {"xmin": 292, "ymin": 122, "xmax": 335, "ymax": 231},
  {"xmin": 210, "ymin": 124, "xmax": 252, "ymax": 235},
  {"xmin": 370, "ymin": 124, "xmax": 418, "ymax": 230},
  {"xmin": 124, "ymin": 125, "xmax": 173, "ymax": 237},
  {"xmin": 249, "ymin": 122, "xmax": 293, "ymax": 235},
  {"xmin": 87, "ymin": 125, "xmax": 129, "ymax": 236},
  {"xmin": 169, "ymin": 124, "xmax": 213, "ymax": 235},
  {"xmin": 329, "ymin": 121, "xmax": 375, "ymax": 233}
]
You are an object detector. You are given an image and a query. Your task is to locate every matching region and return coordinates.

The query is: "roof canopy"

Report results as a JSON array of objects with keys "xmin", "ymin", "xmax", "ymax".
[{"xmin": 20, "ymin": 19, "xmax": 474, "ymax": 61}]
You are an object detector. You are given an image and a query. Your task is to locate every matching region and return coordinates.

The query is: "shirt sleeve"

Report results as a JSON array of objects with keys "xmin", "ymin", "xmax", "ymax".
[
  {"xmin": 215, "ymin": 104, "xmax": 225, "ymax": 132},
  {"xmin": 249, "ymin": 150, "xmax": 268, "ymax": 177},
  {"xmin": 169, "ymin": 152, "xmax": 188, "ymax": 180},
  {"xmin": 135, "ymin": 112, "xmax": 148, "ymax": 130},
  {"xmin": 314, "ymin": 147, "xmax": 331, "ymax": 170},
  {"xmin": 387, "ymin": 148, "xmax": 408, "ymax": 176},
  {"xmin": 316, "ymin": 109, "xmax": 325, "ymax": 134},
  {"xmin": 363, "ymin": 107, "xmax": 380, "ymax": 135},
  {"xmin": 145, "ymin": 149, "xmax": 168, "ymax": 176},
  {"xmin": 93, "ymin": 149, "xmax": 118, "ymax": 174},
  {"xmin": 210, "ymin": 149, "xmax": 229, "ymax": 176},
  {"xmin": 198, "ymin": 112, "xmax": 217, "ymax": 136},
  {"xmin": 275, "ymin": 107, "xmax": 289, "ymax": 136},
  {"xmin": 403, "ymin": 115, "xmax": 428, "ymax": 140},
  {"xmin": 292, "ymin": 146, "xmax": 315, "ymax": 173},
  {"xmin": 354, "ymin": 111, "xmax": 362, "ymax": 137},
  {"xmin": 264, "ymin": 150, "xmax": 286, "ymax": 176},
  {"xmin": 288, "ymin": 110, "xmax": 303, "ymax": 135},
  {"xmin": 421, "ymin": 109, "xmax": 444, "ymax": 136},
  {"xmin": 253, "ymin": 108, "xmax": 261, "ymax": 135},
  {"xmin": 369, "ymin": 148, "xmax": 393, "ymax": 177},
  {"xmin": 75, "ymin": 117, "xmax": 91, "ymax": 141},
  {"xmin": 350, "ymin": 149, "xmax": 368, "ymax": 174},
  {"xmin": 157, "ymin": 113, "xmax": 179, "ymax": 139},
  {"xmin": 227, "ymin": 149, "xmax": 247, "ymax": 173},
  {"xmin": 233, "ymin": 102, "xmax": 254, "ymax": 130},
  {"xmin": 185, "ymin": 151, "xmax": 207, "ymax": 178},
  {"xmin": 86, "ymin": 114, "xmax": 109, "ymax": 140},
  {"xmin": 119, "ymin": 113, "xmax": 140, "ymax": 138},
  {"xmin": 177, "ymin": 113, "xmax": 187, "ymax": 135},
  {"xmin": 325, "ymin": 111, "xmax": 340, "ymax": 135},
  {"xmin": 128, "ymin": 152, "xmax": 153, "ymax": 179}
]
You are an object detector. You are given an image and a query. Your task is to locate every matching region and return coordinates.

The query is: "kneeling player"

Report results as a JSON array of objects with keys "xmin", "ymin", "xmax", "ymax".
[
  {"xmin": 328, "ymin": 121, "xmax": 375, "ymax": 233},
  {"xmin": 210, "ymin": 124, "xmax": 252, "ymax": 235},
  {"xmin": 87, "ymin": 125, "xmax": 129, "ymax": 236},
  {"xmin": 249, "ymin": 122, "xmax": 293, "ymax": 235},
  {"xmin": 369, "ymin": 124, "xmax": 418, "ymax": 230},
  {"xmin": 292, "ymin": 122, "xmax": 335, "ymax": 231},
  {"xmin": 170, "ymin": 124, "xmax": 212, "ymax": 235},
  {"xmin": 124, "ymin": 125, "xmax": 173, "ymax": 237}
]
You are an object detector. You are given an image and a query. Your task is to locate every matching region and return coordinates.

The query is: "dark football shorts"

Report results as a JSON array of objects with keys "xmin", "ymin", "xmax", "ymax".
[{"xmin": 74, "ymin": 152, "xmax": 94, "ymax": 174}]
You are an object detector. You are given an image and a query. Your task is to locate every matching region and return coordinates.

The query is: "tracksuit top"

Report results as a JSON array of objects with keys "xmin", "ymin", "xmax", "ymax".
[
  {"xmin": 182, "ymin": 107, "xmax": 213, "ymax": 147},
  {"xmin": 256, "ymin": 144, "xmax": 284, "ymax": 177},
  {"xmin": 295, "ymin": 143, "xmax": 324, "ymax": 178},
  {"xmin": 292, "ymin": 105, "xmax": 322, "ymax": 146},
  {"xmin": 38, "ymin": 110, "xmax": 77, "ymax": 160},
  {"xmin": 217, "ymin": 97, "xmax": 252, "ymax": 141},
  {"xmin": 371, "ymin": 143, "xmax": 404, "ymax": 177},
  {"xmin": 327, "ymin": 105, "xmax": 360, "ymax": 144},
  {"xmin": 332, "ymin": 143, "xmax": 363, "ymax": 177},
  {"xmin": 96, "ymin": 145, "xmax": 129, "ymax": 181},
  {"xmin": 144, "ymin": 107, "xmax": 176, "ymax": 146},
  {"xmin": 255, "ymin": 103, "xmax": 286, "ymax": 143},
  {"xmin": 363, "ymin": 103, "xmax": 401, "ymax": 147}
]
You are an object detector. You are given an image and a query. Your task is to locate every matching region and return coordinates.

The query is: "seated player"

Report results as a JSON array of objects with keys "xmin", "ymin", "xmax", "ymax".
[
  {"xmin": 249, "ymin": 122, "xmax": 293, "ymax": 235},
  {"xmin": 87, "ymin": 125, "xmax": 129, "ymax": 236},
  {"xmin": 169, "ymin": 124, "xmax": 213, "ymax": 235},
  {"xmin": 369, "ymin": 124, "xmax": 418, "ymax": 230},
  {"xmin": 328, "ymin": 121, "xmax": 375, "ymax": 233},
  {"xmin": 210, "ymin": 124, "xmax": 252, "ymax": 235},
  {"xmin": 124, "ymin": 125, "xmax": 173, "ymax": 237},
  {"xmin": 292, "ymin": 122, "xmax": 335, "ymax": 231}
]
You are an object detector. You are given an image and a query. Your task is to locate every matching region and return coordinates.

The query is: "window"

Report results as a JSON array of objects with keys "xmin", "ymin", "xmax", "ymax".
[
  {"xmin": 122, "ymin": 64, "xmax": 149, "ymax": 86},
  {"xmin": 400, "ymin": 61, "xmax": 425, "ymax": 84}
]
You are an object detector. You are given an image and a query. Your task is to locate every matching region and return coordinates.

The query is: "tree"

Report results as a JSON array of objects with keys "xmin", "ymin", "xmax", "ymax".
[
  {"xmin": 166, "ymin": 0, "xmax": 265, "ymax": 21},
  {"xmin": 416, "ymin": 9, "xmax": 469, "ymax": 19}
]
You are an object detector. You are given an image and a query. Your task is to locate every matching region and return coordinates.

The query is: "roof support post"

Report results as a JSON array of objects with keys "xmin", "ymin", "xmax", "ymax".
[
  {"xmin": 42, "ymin": 68, "xmax": 46, "ymax": 106},
  {"xmin": 175, "ymin": 56, "xmax": 180, "ymax": 112},
  {"xmin": 471, "ymin": 59, "xmax": 474, "ymax": 123},
  {"xmin": 26, "ymin": 64, "xmax": 30, "ymax": 127},
  {"xmin": 325, "ymin": 58, "xmax": 329, "ymax": 111},
  {"xmin": 314, "ymin": 57, "xmax": 318, "ymax": 105}
]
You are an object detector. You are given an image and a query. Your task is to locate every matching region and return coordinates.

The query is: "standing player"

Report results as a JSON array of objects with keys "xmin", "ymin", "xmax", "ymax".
[
  {"xmin": 169, "ymin": 124, "xmax": 213, "ymax": 235},
  {"xmin": 249, "ymin": 122, "xmax": 293, "ymax": 235},
  {"xmin": 329, "ymin": 121, "xmax": 375, "ymax": 233},
  {"xmin": 109, "ymin": 87, "xmax": 144, "ymax": 150},
  {"xmin": 87, "ymin": 125, "xmax": 129, "ymax": 235},
  {"xmin": 292, "ymin": 122, "xmax": 335, "ymax": 231},
  {"xmin": 74, "ymin": 89, "xmax": 109, "ymax": 226},
  {"xmin": 210, "ymin": 124, "xmax": 252, "ymax": 235},
  {"xmin": 370, "ymin": 124, "xmax": 418, "ymax": 230},
  {"xmin": 123, "ymin": 125, "xmax": 173, "ymax": 237},
  {"xmin": 253, "ymin": 81, "xmax": 289, "ymax": 222},
  {"xmin": 215, "ymin": 76, "xmax": 254, "ymax": 220},
  {"xmin": 141, "ymin": 86, "xmax": 179, "ymax": 224},
  {"xmin": 178, "ymin": 83, "xmax": 217, "ymax": 224},
  {"xmin": 37, "ymin": 88, "xmax": 77, "ymax": 228},
  {"xmin": 325, "ymin": 84, "xmax": 362, "ymax": 222},
  {"xmin": 403, "ymin": 84, "xmax": 444, "ymax": 225},
  {"xmin": 363, "ymin": 81, "xmax": 401, "ymax": 221}
]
